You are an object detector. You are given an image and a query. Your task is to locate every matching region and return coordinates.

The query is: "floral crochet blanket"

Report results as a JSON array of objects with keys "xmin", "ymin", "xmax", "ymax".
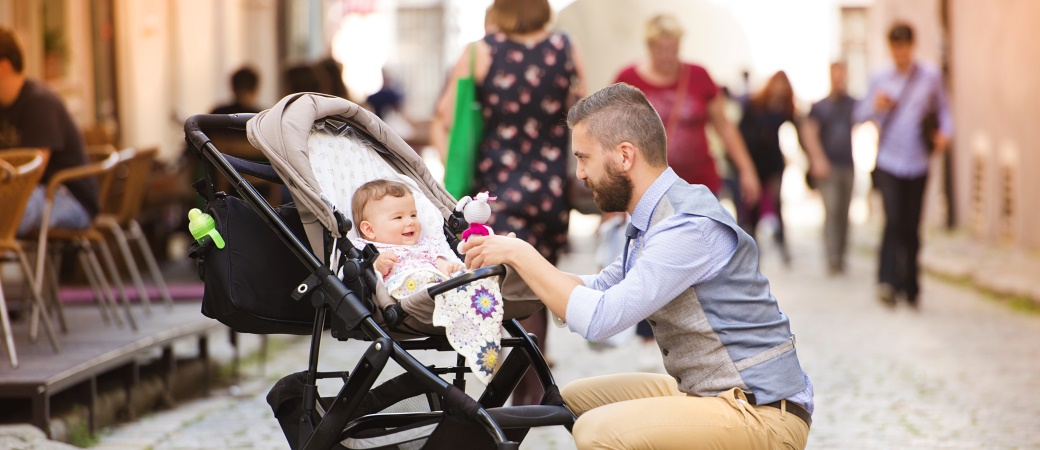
[{"xmin": 354, "ymin": 238, "xmax": 503, "ymax": 384}]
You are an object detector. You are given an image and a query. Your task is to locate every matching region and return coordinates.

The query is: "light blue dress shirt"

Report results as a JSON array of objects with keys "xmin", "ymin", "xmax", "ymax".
[
  {"xmin": 854, "ymin": 62, "xmax": 954, "ymax": 178},
  {"xmin": 565, "ymin": 168, "xmax": 814, "ymax": 413}
]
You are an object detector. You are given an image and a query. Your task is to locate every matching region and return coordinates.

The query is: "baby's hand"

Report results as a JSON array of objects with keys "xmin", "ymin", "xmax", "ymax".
[
  {"xmin": 374, "ymin": 251, "xmax": 399, "ymax": 277},
  {"xmin": 436, "ymin": 258, "xmax": 465, "ymax": 275}
]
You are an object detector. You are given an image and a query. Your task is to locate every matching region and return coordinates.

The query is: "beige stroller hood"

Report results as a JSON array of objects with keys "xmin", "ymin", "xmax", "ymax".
[
  {"xmin": 245, "ymin": 93, "xmax": 540, "ymax": 329},
  {"xmin": 247, "ymin": 93, "xmax": 457, "ymax": 253}
]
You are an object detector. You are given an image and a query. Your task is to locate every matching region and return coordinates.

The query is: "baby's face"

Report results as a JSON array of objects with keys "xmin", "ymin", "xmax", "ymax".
[{"xmin": 361, "ymin": 194, "xmax": 422, "ymax": 245}]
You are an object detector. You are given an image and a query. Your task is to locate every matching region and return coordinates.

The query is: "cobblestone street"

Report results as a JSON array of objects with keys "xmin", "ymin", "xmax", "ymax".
[{"xmin": 90, "ymin": 208, "xmax": 1040, "ymax": 449}]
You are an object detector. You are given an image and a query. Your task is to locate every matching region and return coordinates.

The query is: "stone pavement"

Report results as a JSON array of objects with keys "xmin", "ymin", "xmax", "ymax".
[{"xmin": 85, "ymin": 207, "xmax": 1040, "ymax": 449}]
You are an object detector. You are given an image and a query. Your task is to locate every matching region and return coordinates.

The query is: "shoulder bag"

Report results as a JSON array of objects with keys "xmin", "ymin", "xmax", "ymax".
[{"xmin": 443, "ymin": 43, "xmax": 484, "ymax": 199}]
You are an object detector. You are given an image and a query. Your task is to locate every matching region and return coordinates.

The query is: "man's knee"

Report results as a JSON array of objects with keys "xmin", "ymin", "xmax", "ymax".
[
  {"xmin": 571, "ymin": 407, "xmax": 617, "ymax": 449},
  {"xmin": 561, "ymin": 378, "xmax": 593, "ymax": 416}
]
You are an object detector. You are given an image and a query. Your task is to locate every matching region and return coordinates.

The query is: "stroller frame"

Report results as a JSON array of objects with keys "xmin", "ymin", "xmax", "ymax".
[{"xmin": 185, "ymin": 113, "xmax": 574, "ymax": 450}]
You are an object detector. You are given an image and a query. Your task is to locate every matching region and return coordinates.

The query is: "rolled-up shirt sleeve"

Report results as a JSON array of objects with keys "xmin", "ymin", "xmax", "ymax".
[{"xmin": 565, "ymin": 215, "xmax": 737, "ymax": 342}]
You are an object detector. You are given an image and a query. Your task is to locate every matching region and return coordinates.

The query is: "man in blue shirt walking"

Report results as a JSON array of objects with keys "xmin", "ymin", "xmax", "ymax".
[
  {"xmin": 463, "ymin": 83, "xmax": 812, "ymax": 449},
  {"xmin": 854, "ymin": 22, "xmax": 953, "ymax": 308}
]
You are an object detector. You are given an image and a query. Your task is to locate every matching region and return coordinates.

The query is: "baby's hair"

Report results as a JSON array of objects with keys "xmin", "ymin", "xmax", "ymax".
[{"xmin": 352, "ymin": 179, "xmax": 413, "ymax": 226}]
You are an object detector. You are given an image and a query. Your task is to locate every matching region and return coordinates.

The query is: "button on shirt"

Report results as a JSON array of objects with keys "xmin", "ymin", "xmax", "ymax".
[{"xmin": 566, "ymin": 167, "xmax": 815, "ymax": 414}]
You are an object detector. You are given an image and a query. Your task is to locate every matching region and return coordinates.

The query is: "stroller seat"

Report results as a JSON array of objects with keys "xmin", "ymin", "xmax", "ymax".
[{"xmin": 184, "ymin": 93, "xmax": 573, "ymax": 450}]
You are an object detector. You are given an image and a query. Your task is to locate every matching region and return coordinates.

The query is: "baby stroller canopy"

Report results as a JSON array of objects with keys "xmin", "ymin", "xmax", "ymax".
[{"xmin": 247, "ymin": 93, "xmax": 457, "ymax": 253}]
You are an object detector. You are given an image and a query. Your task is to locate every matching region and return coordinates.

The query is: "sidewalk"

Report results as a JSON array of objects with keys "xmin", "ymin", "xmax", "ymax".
[{"xmin": 921, "ymin": 231, "xmax": 1040, "ymax": 308}]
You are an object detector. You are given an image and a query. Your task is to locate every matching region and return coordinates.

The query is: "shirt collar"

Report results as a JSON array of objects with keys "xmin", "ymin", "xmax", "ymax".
[{"xmin": 629, "ymin": 167, "xmax": 678, "ymax": 234}]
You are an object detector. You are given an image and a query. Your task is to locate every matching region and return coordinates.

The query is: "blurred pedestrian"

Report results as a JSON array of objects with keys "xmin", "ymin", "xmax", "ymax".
[
  {"xmin": 284, "ymin": 64, "xmax": 324, "ymax": 96},
  {"xmin": 0, "ymin": 27, "xmax": 98, "ymax": 236},
  {"xmin": 613, "ymin": 13, "xmax": 760, "ymax": 346},
  {"xmin": 737, "ymin": 71, "xmax": 797, "ymax": 265},
  {"xmin": 430, "ymin": 0, "xmax": 586, "ymax": 406},
  {"xmin": 854, "ymin": 22, "xmax": 952, "ymax": 308},
  {"xmin": 366, "ymin": 68, "xmax": 405, "ymax": 120},
  {"xmin": 211, "ymin": 66, "xmax": 262, "ymax": 115},
  {"xmin": 366, "ymin": 68, "xmax": 415, "ymax": 140},
  {"xmin": 802, "ymin": 62, "xmax": 856, "ymax": 275},
  {"xmin": 615, "ymin": 13, "xmax": 760, "ymax": 203},
  {"xmin": 315, "ymin": 56, "xmax": 349, "ymax": 100}
]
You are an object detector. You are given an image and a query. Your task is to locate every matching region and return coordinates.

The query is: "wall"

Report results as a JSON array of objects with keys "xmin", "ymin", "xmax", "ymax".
[
  {"xmin": 114, "ymin": 0, "xmax": 279, "ymax": 162},
  {"xmin": 950, "ymin": 0, "xmax": 1039, "ymax": 249}
]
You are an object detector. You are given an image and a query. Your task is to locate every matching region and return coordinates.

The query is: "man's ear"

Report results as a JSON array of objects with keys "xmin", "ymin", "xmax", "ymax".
[
  {"xmin": 359, "ymin": 220, "xmax": 376, "ymax": 240},
  {"xmin": 616, "ymin": 142, "xmax": 636, "ymax": 171}
]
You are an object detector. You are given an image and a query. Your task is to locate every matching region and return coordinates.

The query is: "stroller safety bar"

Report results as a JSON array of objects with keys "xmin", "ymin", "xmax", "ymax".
[{"xmin": 428, "ymin": 264, "xmax": 507, "ymax": 297}]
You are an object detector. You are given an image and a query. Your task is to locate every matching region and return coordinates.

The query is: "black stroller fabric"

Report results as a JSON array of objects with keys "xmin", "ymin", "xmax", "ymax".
[
  {"xmin": 193, "ymin": 194, "xmax": 317, "ymax": 334},
  {"xmin": 268, "ymin": 371, "xmax": 501, "ymax": 450}
]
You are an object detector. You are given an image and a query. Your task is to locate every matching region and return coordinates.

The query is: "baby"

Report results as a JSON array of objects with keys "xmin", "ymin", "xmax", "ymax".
[
  {"xmin": 351, "ymin": 179, "xmax": 464, "ymax": 297},
  {"xmin": 352, "ymin": 179, "xmax": 504, "ymax": 383}
]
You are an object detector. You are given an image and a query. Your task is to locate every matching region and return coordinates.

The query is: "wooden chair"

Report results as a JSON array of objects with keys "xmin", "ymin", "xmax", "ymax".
[
  {"xmin": 0, "ymin": 149, "xmax": 61, "ymax": 367},
  {"xmin": 31, "ymin": 145, "xmax": 137, "ymax": 335},
  {"xmin": 94, "ymin": 147, "xmax": 173, "ymax": 313}
]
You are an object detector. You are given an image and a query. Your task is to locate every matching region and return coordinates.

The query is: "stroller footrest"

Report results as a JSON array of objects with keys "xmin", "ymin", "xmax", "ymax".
[{"xmin": 485, "ymin": 405, "xmax": 574, "ymax": 429}]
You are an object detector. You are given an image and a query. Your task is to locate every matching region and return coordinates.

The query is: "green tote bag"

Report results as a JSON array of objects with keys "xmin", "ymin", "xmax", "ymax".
[{"xmin": 443, "ymin": 44, "xmax": 484, "ymax": 199}]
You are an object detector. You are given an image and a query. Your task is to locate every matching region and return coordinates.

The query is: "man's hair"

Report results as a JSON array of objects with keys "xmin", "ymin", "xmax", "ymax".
[
  {"xmin": 645, "ymin": 13, "xmax": 684, "ymax": 43},
  {"xmin": 351, "ymin": 179, "xmax": 412, "ymax": 225},
  {"xmin": 887, "ymin": 22, "xmax": 914, "ymax": 43},
  {"xmin": 566, "ymin": 83, "xmax": 667, "ymax": 167},
  {"xmin": 231, "ymin": 66, "xmax": 259, "ymax": 94},
  {"xmin": 488, "ymin": 0, "xmax": 552, "ymax": 35},
  {"xmin": 0, "ymin": 27, "xmax": 25, "ymax": 73}
]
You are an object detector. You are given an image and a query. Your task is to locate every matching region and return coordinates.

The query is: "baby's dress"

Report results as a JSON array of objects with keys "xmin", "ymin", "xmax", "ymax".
[{"xmin": 353, "ymin": 236, "xmax": 504, "ymax": 384}]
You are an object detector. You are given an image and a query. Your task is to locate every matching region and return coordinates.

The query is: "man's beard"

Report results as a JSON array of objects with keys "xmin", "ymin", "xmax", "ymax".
[{"xmin": 587, "ymin": 163, "xmax": 633, "ymax": 213}]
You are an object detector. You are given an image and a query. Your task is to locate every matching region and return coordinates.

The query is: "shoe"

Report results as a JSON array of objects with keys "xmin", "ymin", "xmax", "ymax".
[
  {"xmin": 905, "ymin": 294, "xmax": 920, "ymax": 311},
  {"xmin": 877, "ymin": 284, "xmax": 896, "ymax": 308}
]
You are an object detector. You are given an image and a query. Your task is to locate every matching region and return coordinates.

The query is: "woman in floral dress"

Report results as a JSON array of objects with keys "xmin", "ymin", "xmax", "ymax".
[{"xmin": 431, "ymin": 0, "xmax": 586, "ymax": 405}]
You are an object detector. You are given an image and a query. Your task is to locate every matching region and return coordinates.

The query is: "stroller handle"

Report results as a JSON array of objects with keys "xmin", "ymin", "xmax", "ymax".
[
  {"xmin": 427, "ymin": 264, "xmax": 508, "ymax": 297},
  {"xmin": 184, "ymin": 113, "xmax": 256, "ymax": 151}
]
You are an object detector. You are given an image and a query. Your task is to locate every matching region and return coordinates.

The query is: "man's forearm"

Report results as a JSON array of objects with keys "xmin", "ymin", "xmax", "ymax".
[{"xmin": 508, "ymin": 250, "xmax": 581, "ymax": 321}]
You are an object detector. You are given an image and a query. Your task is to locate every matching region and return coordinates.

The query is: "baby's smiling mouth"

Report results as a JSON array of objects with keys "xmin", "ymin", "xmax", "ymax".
[{"xmin": 403, "ymin": 231, "xmax": 415, "ymax": 237}]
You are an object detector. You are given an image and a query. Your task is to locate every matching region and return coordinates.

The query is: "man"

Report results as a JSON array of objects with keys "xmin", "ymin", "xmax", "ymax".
[
  {"xmin": 462, "ymin": 83, "xmax": 812, "ymax": 448},
  {"xmin": 0, "ymin": 27, "xmax": 98, "ymax": 235},
  {"xmin": 210, "ymin": 66, "xmax": 262, "ymax": 115},
  {"xmin": 802, "ymin": 62, "xmax": 856, "ymax": 275},
  {"xmin": 854, "ymin": 23, "xmax": 953, "ymax": 308}
]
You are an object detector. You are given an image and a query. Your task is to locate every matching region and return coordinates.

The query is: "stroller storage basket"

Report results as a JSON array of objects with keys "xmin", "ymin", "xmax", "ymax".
[{"xmin": 193, "ymin": 194, "xmax": 317, "ymax": 335}]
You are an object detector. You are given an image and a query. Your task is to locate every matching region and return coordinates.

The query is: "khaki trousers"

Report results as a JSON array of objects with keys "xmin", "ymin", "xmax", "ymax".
[{"xmin": 562, "ymin": 373, "xmax": 809, "ymax": 450}]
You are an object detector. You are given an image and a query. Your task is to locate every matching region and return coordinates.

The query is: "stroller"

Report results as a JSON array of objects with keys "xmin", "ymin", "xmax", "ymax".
[{"xmin": 184, "ymin": 93, "xmax": 574, "ymax": 450}]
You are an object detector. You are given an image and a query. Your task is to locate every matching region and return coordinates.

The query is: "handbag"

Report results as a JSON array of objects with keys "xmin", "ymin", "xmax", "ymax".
[
  {"xmin": 920, "ymin": 96, "xmax": 939, "ymax": 153},
  {"xmin": 443, "ymin": 43, "xmax": 484, "ymax": 199}
]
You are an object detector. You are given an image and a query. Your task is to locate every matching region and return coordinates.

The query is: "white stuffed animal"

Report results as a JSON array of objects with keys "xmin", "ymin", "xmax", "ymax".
[{"xmin": 455, "ymin": 192, "xmax": 495, "ymax": 254}]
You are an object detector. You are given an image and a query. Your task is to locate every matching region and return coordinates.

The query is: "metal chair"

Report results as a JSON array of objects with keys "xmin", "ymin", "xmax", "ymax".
[
  {"xmin": 0, "ymin": 149, "xmax": 61, "ymax": 368},
  {"xmin": 31, "ymin": 145, "xmax": 136, "ymax": 335},
  {"xmin": 94, "ymin": 147, "xmax": 173, "ymax": 313}
]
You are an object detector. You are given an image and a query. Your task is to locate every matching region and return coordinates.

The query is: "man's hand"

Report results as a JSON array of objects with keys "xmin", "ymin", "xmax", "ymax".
[
  {"xmin": 373, "ymin": 251, "xmax": 399, "ymax": 278},
  {"xmin": 932, "ymin": 132, "xmax": 950, "ymax": 155},
  {"xmin": 461, "ymin": 233, "xmax": 530, "ymax": 270},
  {"xmin": 436, "ymin": 257, "xmax": 465, "ymax": 275},
  {"xmin": 875, "ymin": 92, "xmax": 895, "ymax": 112},
  {"xmin": 809, "ymin": 157, "xmax": 831, "ymax": 180}
]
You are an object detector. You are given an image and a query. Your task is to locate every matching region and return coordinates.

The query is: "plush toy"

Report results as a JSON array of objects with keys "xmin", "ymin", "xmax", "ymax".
[{"xmin": 456, "ymin": 192, "xmax": 495, "ymax": 253}]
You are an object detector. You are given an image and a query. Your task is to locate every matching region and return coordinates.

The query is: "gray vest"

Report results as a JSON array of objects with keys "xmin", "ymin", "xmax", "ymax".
[{"xmin": 641, "ymin": 180, "xmax": 807, "ymax": 404}]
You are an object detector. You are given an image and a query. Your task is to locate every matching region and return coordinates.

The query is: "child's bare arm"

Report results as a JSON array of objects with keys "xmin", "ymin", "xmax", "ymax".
[
  {"xmin": 436, "ymin": 257, "xmax": 464, "ymax": 275},
  {"xmin": 374, "ymin": 251, "xmax": 399, "ymax": 278}
]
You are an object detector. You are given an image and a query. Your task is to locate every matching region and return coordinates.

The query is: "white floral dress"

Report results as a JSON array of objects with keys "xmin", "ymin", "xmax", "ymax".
[{"xmin": 353, "ymin": 236, "xmax": 504, "ymax": 384}]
